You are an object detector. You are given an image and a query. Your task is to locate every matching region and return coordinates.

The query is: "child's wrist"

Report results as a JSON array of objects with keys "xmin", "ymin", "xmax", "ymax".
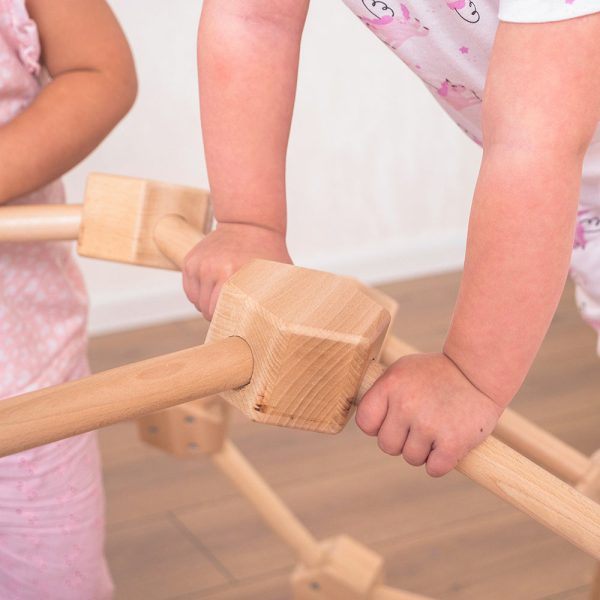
[
  {"xmin": 216, "ymin": 220, "xmax": 286, "ymax": 239},
  {"xmin": 442, "ymin": 343, "xmax": 512, "ymax": 411}
]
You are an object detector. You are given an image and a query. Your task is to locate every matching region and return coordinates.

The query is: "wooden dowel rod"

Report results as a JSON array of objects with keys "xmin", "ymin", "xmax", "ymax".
[
  {"xmin": 154, "ymin": 214, "xmax": 204, "ymax": 269},
  {"xmin": 372, "ymin": 585, "xmax": 435, "ymax": 600},
  {"xmin": 494, "ymin": 409, "xmax": 590, "ymax": 483},
  {"xmin": 0, "ymin": 204, "xmax": 82, "ymax": 242},
  {"xmin": 0, "ymin": 337, "xmax": 253, "ymax": 457},
  {"xmin": 457, "ymin": 437, "xmax": 600, "ymax": 559},
  {"xmin": 380, "ymin": 334, "xmax": 593, "ymax": 484},
  {"xmin": 357, "ymin": 361, "xmax": 600, "ymax": 560},
  {"xmin": 212, "ymin": 440, "xmax": 324, "ymax": 567}
]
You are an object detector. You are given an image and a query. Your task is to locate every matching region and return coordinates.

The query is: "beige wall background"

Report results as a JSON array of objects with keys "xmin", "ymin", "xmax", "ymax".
[{"xmin": 64, "ymin": 1, "xmax": 482, "ymax": 334}]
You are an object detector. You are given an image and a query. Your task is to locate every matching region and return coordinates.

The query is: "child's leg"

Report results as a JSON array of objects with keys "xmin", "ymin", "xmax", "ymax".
[{"xmin": 0, "ymin": 356, "xmax": 113, "ymax": 600}]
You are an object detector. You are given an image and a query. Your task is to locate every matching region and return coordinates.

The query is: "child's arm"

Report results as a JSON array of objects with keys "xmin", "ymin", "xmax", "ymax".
[
  {"xmin": 183, "ymin": 0, "xmax": 309, "ymax": 319},
  {"xmin": 358, "ymin": 14, "xmax": 600, "ymax": 476},
  {"xmin": 0, "ymin": 0, "xmax": 136, "ymax": 204}
]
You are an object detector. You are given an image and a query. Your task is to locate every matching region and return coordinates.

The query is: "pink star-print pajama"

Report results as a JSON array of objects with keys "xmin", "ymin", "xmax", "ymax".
[
  {"xmin": 344, "ymin": 0, "xmax": 600, "ymax": 353},
  {"xmin": 0, "ymin": 1, "xmax": 113, "ymax": 597}
]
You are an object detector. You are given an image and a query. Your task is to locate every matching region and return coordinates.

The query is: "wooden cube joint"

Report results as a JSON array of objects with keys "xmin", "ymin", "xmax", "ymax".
[{"xmin": 78, "ymin": 173, "xmax": 212, "ymax": 269}]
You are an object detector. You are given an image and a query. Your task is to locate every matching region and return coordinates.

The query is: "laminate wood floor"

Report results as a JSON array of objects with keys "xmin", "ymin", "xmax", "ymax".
[{"xmin": 89, "ymin": 271, "xmax": 600, "ymax": 600}]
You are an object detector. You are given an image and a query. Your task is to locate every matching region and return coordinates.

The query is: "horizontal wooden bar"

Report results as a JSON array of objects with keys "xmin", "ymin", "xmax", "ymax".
[
  {"xmin": 0, "ymin": 337, "xmax": 253, "ymax": 457},
  {"xmin": 0, "ymin": 204, "xmax": 81, "ymax": 242}
]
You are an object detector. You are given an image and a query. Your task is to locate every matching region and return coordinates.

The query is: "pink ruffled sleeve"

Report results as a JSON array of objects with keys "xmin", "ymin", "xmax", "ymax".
[{"xmin": 4, "ymin": 0, "xmax": 41, "ymax": 75}]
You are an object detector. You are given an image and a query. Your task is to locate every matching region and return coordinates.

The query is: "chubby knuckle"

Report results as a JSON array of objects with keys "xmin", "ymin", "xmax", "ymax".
[
  {"xmin": 402, "ymin": 451, "xmax": 424, "ymax": 466},
  {"xmin": 377, "ymin": 436, "xmax": 401, "ymax": 456},
  {"xmin": 355, "ymin": 410, "xmax": 379, "ymax": 436}
]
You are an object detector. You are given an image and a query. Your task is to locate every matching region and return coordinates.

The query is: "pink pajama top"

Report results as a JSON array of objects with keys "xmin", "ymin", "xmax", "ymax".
[{"xmin": 0, "ymin": 0, "xmax": 88, "ymax": 400}]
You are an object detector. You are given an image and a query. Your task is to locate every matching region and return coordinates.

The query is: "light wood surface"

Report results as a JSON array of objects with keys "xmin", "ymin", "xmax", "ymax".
[
  {"xmin": 137, "ymin": 396, "xmax": 229, "ymax": 457},
  {"xmin": 212, "ymin": 440, "xmax": 324, "ymax": 568},
  {"xmin": 153, "ymin": 213, "xmax": 205, "ymax": 269},
  {"xmin": 206, "ymin": 260, "xmax": 390, "ymax": 433},
  {"xmin": 0, "ymin": 338, "xmax": 252, "ymax": 457},
  {"xmin": 0, "ymin": 203, "xmax": 81, "ymax": 241},
  {"xmin": 94, "ymin": 272, "xmax": 599, "ymax": 599},
  {"xmin": 578, "ymin": 451, "xmax": 600, "ymax": 503},
  {"xmin": 291, "ymin": 535, "xmax": 383, "ymax": 599},
  {"xmin": 359, "ymin": 358, "xmax": 600, "ymax": 559},
  {"xmin": 77, "ymin": 173, "xmax": 212, "ymax": 269},
  {"xmin": 457, "ymin": 437, "xmax": 600, "ymax": 560}
]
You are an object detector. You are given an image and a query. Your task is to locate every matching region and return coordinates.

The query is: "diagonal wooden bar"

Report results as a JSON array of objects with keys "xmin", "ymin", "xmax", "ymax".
[
  {"xmin": 358, "ymin": 363, "xmax": 600, "ymax": 561},
  {"xmin": 0, "ymin": 338, "xmax": 253, "ymax": 457}
]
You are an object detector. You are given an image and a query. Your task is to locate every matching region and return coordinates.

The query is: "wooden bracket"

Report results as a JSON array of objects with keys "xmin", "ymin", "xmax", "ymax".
[
  {"xmin": 292, "ymin": 536, "xmax": 384, "ymax": 600},
  {"xmin": 77, "ymin": 173, "xmax": 212, "ymax": 269},
  {"xmin": 137, "ymin": 396, "xmax": 229, "ymax": 457}
]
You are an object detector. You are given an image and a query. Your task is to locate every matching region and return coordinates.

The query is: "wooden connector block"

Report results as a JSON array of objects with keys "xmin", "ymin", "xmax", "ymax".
[
  {"xmin": 363, "ymin": 286, "xmax": 398, "ymax": 360},
  {"xmin": 292, "ymin": 536, "xmax": 384, "ymax": 600},
  {"xmin": 137, "ymin": 396, "xmax": 228, "ymax": 457},
  {"xmin": 77, "ymin": 173, "xmax": 212, "ymax": 269},
  {"xmin": 206, "ymin": 260, "xmax": 391, "ymax": 434}
]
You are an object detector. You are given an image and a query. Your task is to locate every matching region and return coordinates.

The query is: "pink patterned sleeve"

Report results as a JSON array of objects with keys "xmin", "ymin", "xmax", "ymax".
[
  {"xmin": 499, "ymin": 0, "xmax": 600, "ymax": 23},
  {"xmin": 4, "ymin": 0, "xmax": 41, "ymax": 75}
]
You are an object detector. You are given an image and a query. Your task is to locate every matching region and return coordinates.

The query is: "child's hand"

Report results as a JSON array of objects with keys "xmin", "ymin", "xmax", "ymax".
[
  {"xmin": 182, "ymin": 223, "xmax": 291, "ymax": 320},
  {"xmin": 356, "ymin": 353, "xmax": 503, "ymax": 477}
]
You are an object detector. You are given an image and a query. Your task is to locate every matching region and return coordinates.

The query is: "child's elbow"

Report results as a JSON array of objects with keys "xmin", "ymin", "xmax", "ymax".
[{"xmin": 111, "ymin": 54, "xmax": 138, "ymax": 119}]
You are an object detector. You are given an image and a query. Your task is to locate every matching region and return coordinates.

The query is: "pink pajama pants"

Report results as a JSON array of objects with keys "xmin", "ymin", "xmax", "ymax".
[{"xmin": 0, "ymin": 359, "xmax": 113, "ymax": 599}]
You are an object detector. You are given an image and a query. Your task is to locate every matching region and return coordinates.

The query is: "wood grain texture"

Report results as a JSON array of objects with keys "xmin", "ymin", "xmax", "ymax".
[
  {"xmin": 577, "ymin": 451, "xmax": 600, "ymax": 504},
  {"xmin": 376, "ymin": 338, "xmax": 600, "ymax": 559},
  {"xmin": 291, "ymin": 536, "xmax": 383, "ymax": 600},
  {"xmin": 0, "ymin": 338, "xmax": 252, "ymax": 457},
  {"xmin": 92, "ymin": 272, "xmax": 599, "ymax": 599},
  {"xmin": 0, "ymin": 203, "xmax": 81, "ymax": 241},
  {"xmin": 77, "ymin": 173, "xmax": 212, "ymax": 269},
  {"xmin": 212, "ymin": 440, "xmax": 324, "ymax": 568},
  {"xmin": 457, "ymin": 437, "xmax": 600, "ymax": 560},
  {"xmin": 206, "ymin": 260, "xmax": 391, "ymax": 433},
  {"xmin": 153, "ymin": 213, "xmax": 205, "ymax": 269}
]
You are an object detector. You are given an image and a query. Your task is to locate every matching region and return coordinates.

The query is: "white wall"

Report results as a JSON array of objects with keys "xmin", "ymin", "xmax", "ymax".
[{"xmin": 64, "ymin": 1, "xmax": 482, "ymax": 335}]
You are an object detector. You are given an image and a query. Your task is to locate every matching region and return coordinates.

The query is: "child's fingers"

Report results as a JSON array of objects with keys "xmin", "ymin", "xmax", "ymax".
[
  {"xmin": 425, "ymin": 443, "xmax": 460, "ymax": 477},
  {"xmin": 377, "ymin": 416, "xmax": 410, "ymax": 456},
  {"xmin": 182, "ymin": 270, "xmax": 201, "ymax": 311},
  {"xmin": 401, "ymin": 428, "xmax": 434, "ymax": 466},
  {"xmin": 208, "ymin": 282, "xmax": 223, "ymax": 321},
  {"xmin": 355, "ymin": 387, "xmax": 388, "ymax": 436},
  {"xmin": 198, "ymin": 276, "xmax": 216, "ymax": 321}
]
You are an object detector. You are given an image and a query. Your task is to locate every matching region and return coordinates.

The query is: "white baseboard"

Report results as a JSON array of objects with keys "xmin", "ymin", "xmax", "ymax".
[{"xmin": 88, "ymin": 234, "xmax": 466, "ymax": 336}]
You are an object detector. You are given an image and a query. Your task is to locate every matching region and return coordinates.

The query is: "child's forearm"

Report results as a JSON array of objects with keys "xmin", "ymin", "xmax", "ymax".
[
  {"xmin": 198, "ymin": 1, "xmax": 309, "ymax": 233},
  {"xmin": 444, "ymin": 147, "xmax": 583, "ymax": 406},
  {"xmin": 0, "ymin": 0, "xmax": 136, "ymax": 204},
  {"xmin": 0, "ymin": 70, "xmax": 135, "ymax": 204},
  {"xmin": 443, "ymin": 16, "xmax": 600, "ymax": 408}
]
